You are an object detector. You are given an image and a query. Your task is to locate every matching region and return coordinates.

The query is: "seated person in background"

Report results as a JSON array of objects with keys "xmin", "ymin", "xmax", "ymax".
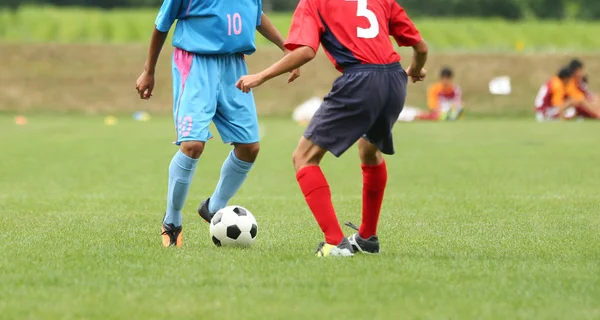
[
  {"xmin": 535, "ymin": 67, "xmax": 575, "ymax": 121},
  {"xmin": 418, "ymin": 67, "xmax": 463, "ymax": 121},
  {"xmin": 565, "ymin": 59, "xmax": 600, "ymax": 120}
]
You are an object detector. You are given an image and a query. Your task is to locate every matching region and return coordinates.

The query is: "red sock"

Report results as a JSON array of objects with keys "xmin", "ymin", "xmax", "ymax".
[
  {"xmin": 296, "ymin": 166, "xmax": 344, "ymax": 245},
  {"xmin": 359, "ymin": 161, "xmax": 387, "ymax": 239}
]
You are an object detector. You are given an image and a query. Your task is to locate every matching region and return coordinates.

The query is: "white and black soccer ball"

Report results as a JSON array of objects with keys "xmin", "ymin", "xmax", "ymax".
[{"xmin": 210, "ymin": 205, "xmax": 258, "ymax": 247}]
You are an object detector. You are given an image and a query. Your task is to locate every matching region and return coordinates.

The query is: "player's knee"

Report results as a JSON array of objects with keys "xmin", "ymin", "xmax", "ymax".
[
  {"xmin": 292, "ymin": 150, "xmax": 306, "ymax": 171},
  {"xmin": 292, "ymin": 145, "xmax": 325, "ymax": 172},
  {"xmin": 180, "ymin": 141, "xmax": 205, "ymax": 159},
  {"xmin": 234, "ymin": 143, "xmax": 260, "ymax": 163},
  {"xmin": 358, "ymin": 139, "xmax": 383, "ymax": 166}
]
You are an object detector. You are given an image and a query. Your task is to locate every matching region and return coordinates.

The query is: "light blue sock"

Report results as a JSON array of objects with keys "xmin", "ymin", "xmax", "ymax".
[
  {"xmin": 163, "ymin": 150, "xmax": 199, "ymax": 226},
  {"xmin": 208, "ymin": 150, "xmax": 253, "ymax": 213}
]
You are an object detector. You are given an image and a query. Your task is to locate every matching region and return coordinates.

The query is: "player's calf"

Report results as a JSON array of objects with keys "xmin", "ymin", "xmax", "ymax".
[
  {"xmin": 165, "ymin": 142, "xmax": 203, "ymax": 229},
  {"xmin": 162, "ymin": 148, "xmax": 200, "ymax": 247},
  {"xmin": 293, "ymin": 137, "xmax": 346, "ymax": 247},
  {"xmin": 357, "ymin": 138, "xmax": 387, "ymax": 248},
  {"xmin": 200, "ymin": 143, "xmax": 259, "ymax": 222}
]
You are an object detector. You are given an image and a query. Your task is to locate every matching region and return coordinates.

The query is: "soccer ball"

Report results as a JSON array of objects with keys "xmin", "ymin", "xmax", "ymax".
[{"xmin": 210, "ymin": 205, "xmax": 258, "ymax": 247}]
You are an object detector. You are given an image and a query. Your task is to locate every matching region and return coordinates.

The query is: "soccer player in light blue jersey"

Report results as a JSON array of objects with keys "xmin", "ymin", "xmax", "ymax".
[{"xmin": 135, "ymin": 0, "xmax": 300, "ymax": 247}]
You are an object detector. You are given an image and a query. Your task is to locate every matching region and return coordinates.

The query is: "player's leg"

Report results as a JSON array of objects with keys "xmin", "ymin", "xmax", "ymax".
[
  {"xmin": 198, "ymin": 54, "xmax": 260, "ymax": 222},
  {"xmin": 574, "ymin": 100, "xmax": 600, "ymax": 119},
  {"xmin": 292, "ymin": 136, "xmax": 342, "ymax": 246},
  {"xmin": 162, "ymin": 49, "xmax": 217, "ymax": 247},
  {"xmin": 293, "ymin": 136, "xmax": 354, "ymax": 257},
  {"xmin": 199, "ymin": 142, "xmax": 259, "ymax": 220},
  {"xmin": 346, "ymin": 137, "xmax": 387, "ymax": 254},
  {"xmin": 347, "ymin": 65, "xmax": 407, "ymax": 254},
  {"xmin": 345, "ymin": 138, "xmax": 387, "ymax": 254},
  {"xmin": 295, "ymin": 67, "xmax": 388, "ymax": 257}
]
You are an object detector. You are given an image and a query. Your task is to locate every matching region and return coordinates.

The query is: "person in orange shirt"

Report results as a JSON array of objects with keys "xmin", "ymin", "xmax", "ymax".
[
  {"xmin": 565, "ymin": 59, "xmax": 600, "ymax": 120},
  {"xmin": 418, "ymin": 67, "xmax": 463, "ymax": 121},
  {"xmin": 534, "ymin": 67, "xmax": 575, "ymax": 121}
]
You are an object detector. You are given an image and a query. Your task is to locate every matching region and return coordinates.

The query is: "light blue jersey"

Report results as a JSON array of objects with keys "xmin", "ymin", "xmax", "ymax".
[{"xmin": 155, "ymin": 0, "xmax": 262, "ymax": 55}]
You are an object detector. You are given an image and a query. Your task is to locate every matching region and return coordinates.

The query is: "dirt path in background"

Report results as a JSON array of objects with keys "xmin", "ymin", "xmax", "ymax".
[{"xmin": 1, "ymin": 44, "xmax": 598, "ymax": 116}]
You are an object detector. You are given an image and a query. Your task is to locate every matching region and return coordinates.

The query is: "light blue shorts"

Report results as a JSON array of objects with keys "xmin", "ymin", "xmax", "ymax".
[{"xmin": 171, "ymin": 48, "xmax": 259, "ymax": 145}]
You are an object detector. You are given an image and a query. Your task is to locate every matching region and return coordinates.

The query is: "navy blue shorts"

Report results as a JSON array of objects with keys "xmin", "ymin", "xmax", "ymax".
[{"xmin": 304, "ymin": 63, "xmax": 407, "ymax": 157}]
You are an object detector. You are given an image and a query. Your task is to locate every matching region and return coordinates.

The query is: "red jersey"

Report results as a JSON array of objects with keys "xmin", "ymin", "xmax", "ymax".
[{"xmin": 284, "ymin": 0, "xmax": 422, "ymax": 72}]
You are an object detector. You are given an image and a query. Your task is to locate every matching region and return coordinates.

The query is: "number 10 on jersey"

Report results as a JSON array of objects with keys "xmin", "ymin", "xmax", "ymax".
[{"xmin": 227, "ymin": 13, "xmax": 242, "ymax": 36}]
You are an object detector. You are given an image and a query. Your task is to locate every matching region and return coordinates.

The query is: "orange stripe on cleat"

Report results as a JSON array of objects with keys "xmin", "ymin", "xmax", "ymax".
[
  {"xmin": 161, "ymin": 226, "xmax": 171, "ymax": 247},
  {"xmin": 176, "ymin": 230, "xmax": 183, "ymax": 247}
]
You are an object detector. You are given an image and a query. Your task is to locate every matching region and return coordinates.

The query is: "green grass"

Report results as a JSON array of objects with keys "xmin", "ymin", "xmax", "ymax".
[
  {"xmin": 2, "ymin": 6, "xmax": 600, "ymax": 51},
  {"xmin": 0, "ymin": 115, "xmax": 599, "ymax": 319}
]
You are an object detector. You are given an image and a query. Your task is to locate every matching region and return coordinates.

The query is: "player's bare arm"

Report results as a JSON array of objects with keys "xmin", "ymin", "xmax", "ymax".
[
  {"xmin": 236, "ymin": 46, "xmax": 316, "ymax": 93},
  {"xmin": 136, "ymin": 27, "xmax": 169, "ymax": 100},
  {"xmin": 406, "ymin": 39, "xmax": 429, "ymax": 83},
  {"xmin": 256, "ymin": 13, "xmax": 300, "ymax": 83},
  {"xmin": 256, "ymin": 14, "xmax": 285, "ymax": 51}
]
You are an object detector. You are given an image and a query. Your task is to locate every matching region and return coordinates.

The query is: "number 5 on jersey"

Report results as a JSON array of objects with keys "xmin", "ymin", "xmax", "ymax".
[
  {"xmin": 356, "ymin": 0, "xmax": 379, "ymax": 39},
  {"xmin": 227, "ymin": 13, "xmax": 242, "ymax": 36}
]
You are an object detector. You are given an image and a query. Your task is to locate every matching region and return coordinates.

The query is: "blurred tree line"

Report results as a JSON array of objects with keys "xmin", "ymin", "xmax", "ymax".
[{"xmin": 2, "ymin": 0, "xmax": 600, "ymax": 20}]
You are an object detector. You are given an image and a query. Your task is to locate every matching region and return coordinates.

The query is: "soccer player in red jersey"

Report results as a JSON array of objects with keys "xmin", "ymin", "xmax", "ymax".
[
  {"xmin": 534, "ymin": 67, "xmax": 575, "ymax": 121},
  {"xmin": 236, "ymin": 0, "xmax": 428, "ymax": 257},
  {"xmin": 565, "ymin": 59, "xmax": 600, "ymax": 120},
  {"xmin": 420, "ymin": 67, "xmax": 463, "ymax": 121}
]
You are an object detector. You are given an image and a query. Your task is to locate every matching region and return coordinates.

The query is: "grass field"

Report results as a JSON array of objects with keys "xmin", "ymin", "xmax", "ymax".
[
  {"xmin": 2, "ymin": 6, "xmax": 600, "ymax": 51},
  {"xmin": 0, "ymin": 115, "xmax": 599, "ymax": 319}
]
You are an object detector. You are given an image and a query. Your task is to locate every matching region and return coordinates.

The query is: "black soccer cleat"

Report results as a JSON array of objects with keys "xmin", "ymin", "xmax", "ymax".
[
  {"xmin": 344, "ymin": 222, "xmax": 380, "ymax": 254},
  {"xmin": 161, "ymin": 223, "xmax": 183, "ymax": 247},
  {"xmin": 198, "ymin": 198, "xmax": 216, "ymax": 223}
]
